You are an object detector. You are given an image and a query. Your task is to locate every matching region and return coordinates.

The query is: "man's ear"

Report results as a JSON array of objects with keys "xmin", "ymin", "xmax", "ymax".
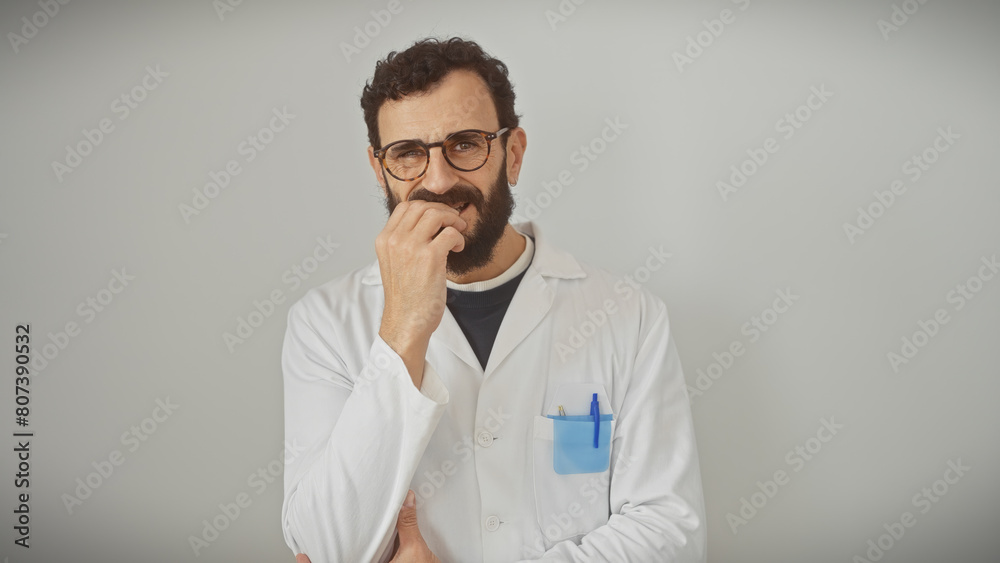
[
  {"xmin": 367, "ymin": 146, "xmax": 387, "ymax": 192},
  {"xmin": 505, "ymin": 127, "xmax": 527, "ymax": 185}
]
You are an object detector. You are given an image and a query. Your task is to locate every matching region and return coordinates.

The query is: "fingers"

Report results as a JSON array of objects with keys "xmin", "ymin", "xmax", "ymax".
[
  {"xmin": 429, "ymin": 226, "xmax": 465, "ymax": 254},
  {"xmin": 377, "ymin": 202, "xmax": 468, "ymax": 265},
  {"xmin": 415, "ymin": 209, "xmax": 467, "ymax": 243},
  {"xmin": 395, "ymin": 490, "xmax": 421, "ymax": 545},
  {"xmin": 396, "ymin": 201, "xmax": 467, "ymax": 240}
]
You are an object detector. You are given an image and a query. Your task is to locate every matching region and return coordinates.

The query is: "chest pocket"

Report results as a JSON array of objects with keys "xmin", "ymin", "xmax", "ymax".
[{"xmin": 532, "ymin": 415, "xmax": 615, "ymax": 544}]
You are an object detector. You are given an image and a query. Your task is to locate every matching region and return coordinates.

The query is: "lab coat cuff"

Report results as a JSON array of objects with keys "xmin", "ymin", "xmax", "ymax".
[
  {"xmin": 417, "ymin": 361, "xmax": 448, "ymax": 405},
  {"xmin": 369, "ymin": 335, "xmax": 449, "ymax": 408}
]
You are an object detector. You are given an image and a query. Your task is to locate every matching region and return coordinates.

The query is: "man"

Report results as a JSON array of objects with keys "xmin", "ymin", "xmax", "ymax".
[{"xmin": 283, "ymin": 37, "xmax": 706, "ymax": 562}]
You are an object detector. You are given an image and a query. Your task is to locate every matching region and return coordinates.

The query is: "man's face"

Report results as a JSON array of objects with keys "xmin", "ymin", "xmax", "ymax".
[{"xmin": 370, "ymin": 70, "xmax": 515, "ymax": 277}]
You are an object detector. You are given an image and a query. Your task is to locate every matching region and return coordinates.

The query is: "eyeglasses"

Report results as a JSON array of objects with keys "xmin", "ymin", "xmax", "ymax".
[{"xmin": 373, "ymin": 127, "xmax": 510, "ymax": 182}]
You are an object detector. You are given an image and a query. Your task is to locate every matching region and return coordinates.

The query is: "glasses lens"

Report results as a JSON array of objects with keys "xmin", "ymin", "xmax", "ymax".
[
  {"xmin": 384, "ymin": 141, "xmax": 427, "ymax": 179},
  {"xmin": 444, "ymin": 132, "xmax": 489, "ymax": 170}
]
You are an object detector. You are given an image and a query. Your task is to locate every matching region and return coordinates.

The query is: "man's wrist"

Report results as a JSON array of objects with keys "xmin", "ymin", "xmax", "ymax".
[{"xmin": 379, "ymin": 327, "xmax": 429, "ymax": 387}]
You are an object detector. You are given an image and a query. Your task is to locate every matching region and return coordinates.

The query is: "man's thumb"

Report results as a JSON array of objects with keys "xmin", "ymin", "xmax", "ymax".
[{"xmin": 395, "ymin": 490, "xmax": 424, "ymax": 546}]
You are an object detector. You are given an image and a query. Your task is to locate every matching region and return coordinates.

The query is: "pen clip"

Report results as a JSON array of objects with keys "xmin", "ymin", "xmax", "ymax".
[{"xmin": 590, "ymin": 393, "xmax": 599, "ymax": 448}]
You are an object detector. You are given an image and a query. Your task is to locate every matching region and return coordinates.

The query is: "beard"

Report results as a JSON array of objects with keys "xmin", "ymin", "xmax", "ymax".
[{"xmin": 382, "ymin": 161, "xmax": 516, "ymax": 277}]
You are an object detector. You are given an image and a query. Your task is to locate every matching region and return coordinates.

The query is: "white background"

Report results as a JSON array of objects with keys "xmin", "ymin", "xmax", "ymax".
[{"xmin": 1, "ymin": 0, "xmax": 998, "ymax": 562}]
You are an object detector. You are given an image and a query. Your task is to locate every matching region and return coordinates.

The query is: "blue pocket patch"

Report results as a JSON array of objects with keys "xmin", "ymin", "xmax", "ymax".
[{"xmin": 546, "ymin": 414, "xmax": 613, "ymax": 475}]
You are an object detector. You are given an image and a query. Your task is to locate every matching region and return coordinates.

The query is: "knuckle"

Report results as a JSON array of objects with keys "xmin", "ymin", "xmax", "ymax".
[{"xmin": 398, "ymin": 511, "xmax": 419, "ymax": 528}]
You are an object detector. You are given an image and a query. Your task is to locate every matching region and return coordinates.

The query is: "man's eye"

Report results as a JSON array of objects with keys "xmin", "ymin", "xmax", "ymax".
[{"xmin": 389, "ymin": 145, "xmax": 425, "ymax": 160}]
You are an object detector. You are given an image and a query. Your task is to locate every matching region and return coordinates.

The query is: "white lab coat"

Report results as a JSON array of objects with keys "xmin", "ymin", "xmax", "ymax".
[{"xmin": 281, "ymin": 221, "xmax": 706, "ymax": 563}]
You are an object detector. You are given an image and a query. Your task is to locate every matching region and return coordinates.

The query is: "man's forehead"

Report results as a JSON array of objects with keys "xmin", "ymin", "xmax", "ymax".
[{"xmin": 376, "ymin": 69, "xmax": 499, "ymax": 144}]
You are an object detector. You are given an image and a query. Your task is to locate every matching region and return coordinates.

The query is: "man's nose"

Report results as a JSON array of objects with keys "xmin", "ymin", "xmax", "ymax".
[{"xmin": 419, "ymin": 146, "xmax": 460, "ymax": 194}]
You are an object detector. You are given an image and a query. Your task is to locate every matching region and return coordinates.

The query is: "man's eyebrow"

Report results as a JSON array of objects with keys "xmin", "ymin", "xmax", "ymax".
[
  {"xmin": 383, "ymin": 130, "xmax": 458, "ymax": 146},
  {"xmin": 390, "ymin": 126, "xmax": 499, "ymax": 144}
]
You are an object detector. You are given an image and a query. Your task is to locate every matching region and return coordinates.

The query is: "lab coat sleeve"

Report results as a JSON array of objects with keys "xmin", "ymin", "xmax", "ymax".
[
  {"xmin": 518, "ymin": 295, "xmax": 707, "ymax": 562},
  {"xmin": 280, "ymin": 297, "xmax": 450, "ymax": 563}
]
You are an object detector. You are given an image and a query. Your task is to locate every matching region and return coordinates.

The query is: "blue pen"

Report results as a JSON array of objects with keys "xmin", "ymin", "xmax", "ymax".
[{"xmin": 591, "ymin": 393, "xmax": 599, "ymax": 448}]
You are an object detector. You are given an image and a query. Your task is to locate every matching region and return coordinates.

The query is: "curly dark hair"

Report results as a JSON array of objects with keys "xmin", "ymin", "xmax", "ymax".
[{"xmin": 360, "ymin": 37, "xmax": 520, "ymax": 150}]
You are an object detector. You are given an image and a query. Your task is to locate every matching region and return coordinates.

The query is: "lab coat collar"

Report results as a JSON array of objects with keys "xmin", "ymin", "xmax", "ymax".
[
  {"xmin": 360, "ymin": 221, "xmax": 586, "ymax": 376},
  {"xmin": 359, "ymin": 221, "xmax": 586, "ymax": 285}
]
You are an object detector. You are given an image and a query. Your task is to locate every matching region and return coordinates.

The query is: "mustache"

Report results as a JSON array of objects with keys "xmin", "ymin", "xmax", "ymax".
[{"xmin": 407, "ymin": 186, "xmax": 484, "ymax": 206}]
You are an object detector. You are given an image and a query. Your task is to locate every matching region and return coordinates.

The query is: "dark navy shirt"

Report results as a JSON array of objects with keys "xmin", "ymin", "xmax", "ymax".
[{"xmin": 445, "ymin": 240, "xmax": 533, "ymax": 370}]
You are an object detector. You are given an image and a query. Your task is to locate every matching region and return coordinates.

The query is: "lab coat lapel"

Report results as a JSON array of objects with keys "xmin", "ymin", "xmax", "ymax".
[
  {"xmin": 433, "ymin": 304, "xmax": 483, "ymax": 373},
  {"xmin": 483, "ymin": 262, "xmax": 553, "ymax": 378}
]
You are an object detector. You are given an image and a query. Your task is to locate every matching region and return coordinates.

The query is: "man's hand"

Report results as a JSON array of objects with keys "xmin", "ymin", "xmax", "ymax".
[
  {"xmin": 375, "ymin": 200, "xmax": 466, "ymax": 388},
  {"xmin": 390, "ymin": 490, "xmax": 441, "ymax": 563},
  {"xmin": 292, "ymin": 490, "xmax": 439, "ymax": 563}
]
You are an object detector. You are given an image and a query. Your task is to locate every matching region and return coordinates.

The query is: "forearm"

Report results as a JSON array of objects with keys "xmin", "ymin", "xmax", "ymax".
[
  {"xmin": 282, "ymin": 335, "xmax": 449, "ymax": 562},
  {"xmin": 515, "ymin": 494, "xmax": 705, "ymax": 562}
]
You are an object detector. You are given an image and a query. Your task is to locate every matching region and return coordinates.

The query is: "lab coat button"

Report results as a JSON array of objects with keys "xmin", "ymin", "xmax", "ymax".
[
  {"xmin": 485, "ymin": 515, "xmax": 501, "ymax": 531},
  {"xmin": 477, "ymin": 431, "xmax": 494, "ymax": 447}
]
